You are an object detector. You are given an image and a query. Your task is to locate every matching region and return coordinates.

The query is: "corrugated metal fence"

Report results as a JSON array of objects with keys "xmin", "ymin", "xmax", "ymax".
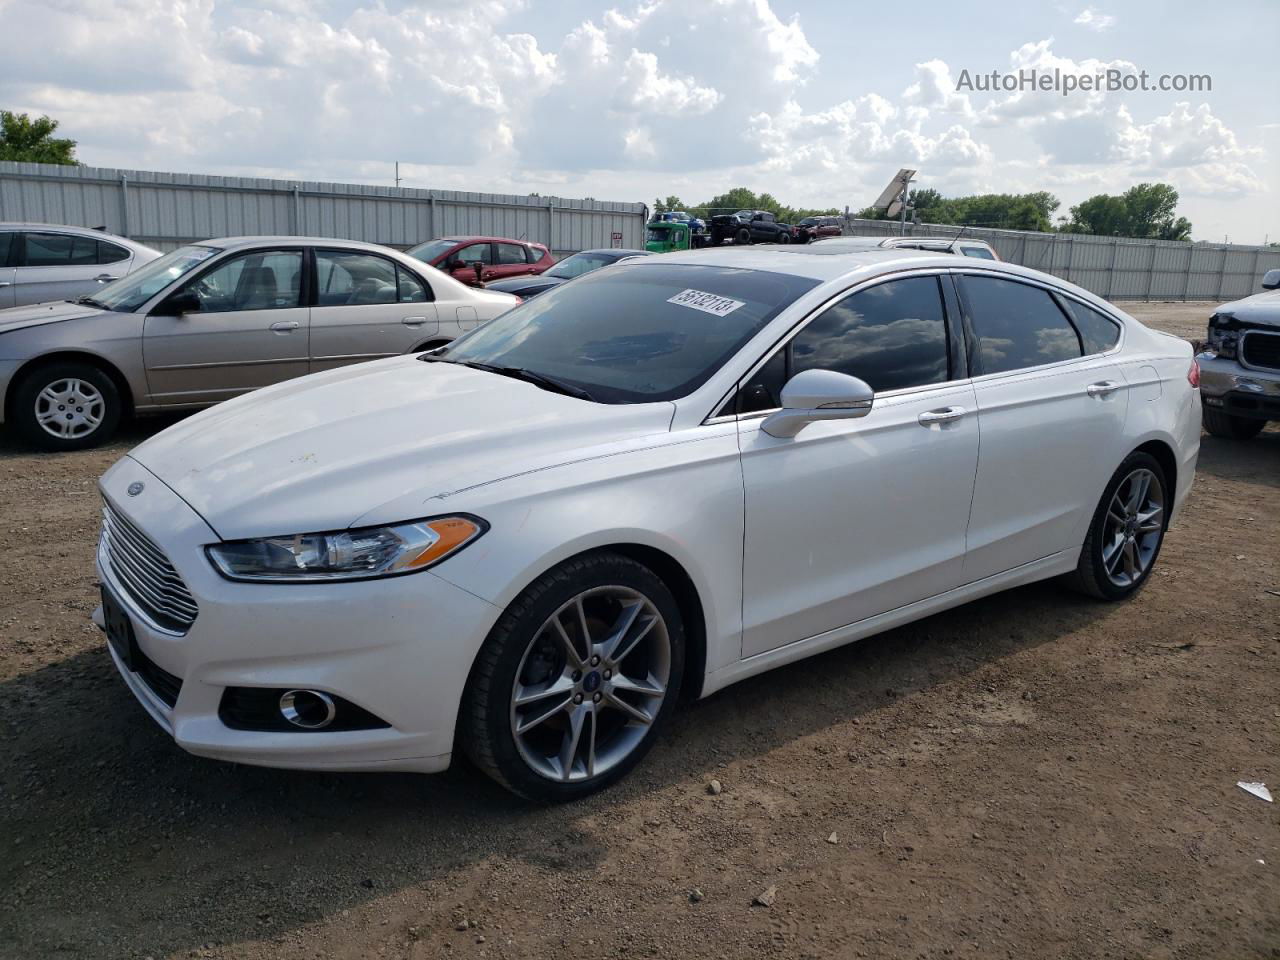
[
  {"xmin": 0, "ymin": 162, "xmax": 648, "ymax": 257},
  {"xmin": 842, "ymin": 218, "xmax": 1280, "ymax": 301}
]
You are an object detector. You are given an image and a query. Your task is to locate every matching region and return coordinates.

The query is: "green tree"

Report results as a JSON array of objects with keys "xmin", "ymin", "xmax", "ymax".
[
  {"xmin": 654, "ymin": 195, "xmax": 686, "ymax": 214},
  {"xmin": 855, "ymin": 189, "xmax": 1058, "ymax": 231},
  {"xmin": 1064, "ymin": 183, "xmax": 1191, "ymax": 240},
  {"xmin": 0, "ymin": 111, "xmax": 78, "ymax": 164}
]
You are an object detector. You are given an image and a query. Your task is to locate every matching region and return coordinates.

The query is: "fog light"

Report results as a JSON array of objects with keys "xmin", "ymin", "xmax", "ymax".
[{"xmin": 279, "ymin": 689, "xmax": 337, "ymax": 729}]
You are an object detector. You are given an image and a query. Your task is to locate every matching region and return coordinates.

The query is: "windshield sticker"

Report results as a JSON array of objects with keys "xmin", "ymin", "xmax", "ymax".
[{"xmin": 666, "ymin": 289, "xmax": 746, "ymax": 318}]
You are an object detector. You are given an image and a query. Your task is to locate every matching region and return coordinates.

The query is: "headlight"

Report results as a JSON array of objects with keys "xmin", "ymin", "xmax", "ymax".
[{"xmin": 206, "ymin": 516, "xmax": 486, "ymax": 582}]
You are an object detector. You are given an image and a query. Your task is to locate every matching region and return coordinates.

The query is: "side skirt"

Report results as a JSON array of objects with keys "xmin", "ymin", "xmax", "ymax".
[{"xmin": 700, "ymin": 549, "xmax": 1077, "ymax": 698}]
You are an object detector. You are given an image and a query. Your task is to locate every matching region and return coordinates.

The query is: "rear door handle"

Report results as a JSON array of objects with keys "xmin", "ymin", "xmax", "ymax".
[
  {"xmin": 1086, "ymin": 380, "xmax": 1120, "ymax": 397},
  {"xmin": 401, "ymin": 316, "xmax": 428, "ymax": 326},
  {"xmin": 269, "ymin": 320, "xmax": 300, "ymax": 332},
  {"xmin": 0, "ymin": 281, "xmax": 10, "ymax": 288},
  {"xmin": 94, "ymin": 274, "xmax": 119, "ymax": 283},
  {"xmin": 918, "ymin": 406, "xmax": 967, "ymax": 426}
]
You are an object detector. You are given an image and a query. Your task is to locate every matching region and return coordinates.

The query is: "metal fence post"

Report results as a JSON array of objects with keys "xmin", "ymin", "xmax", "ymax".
[
  {"xmin": 119, "ymin": 174, "xmax": 130, "ymax": 238},
  {"xmin": 1105, "ymin": 238, "xmax": 1118, "ymax": 298},
  {"xmin": 428, "ymin": 194, "xmax": 436, "ymax": 240},
  {"xmin": 547, "ymin": 200, "xmax": 556, "ymax": 252},
  {"xmin": 1214, "ymin": 247, "xmax": 1227, "ymax": 301},
  {"xmin": 1182, "ymin": 245, "xmax": 1193, "ymax": 301},
  {"xmin": 1144, "ymin": 244, "xmax": 1156, "ymax": 301},
  {"xmin": 291, "ymin": 185, "xmax": 301, "ymax": 234}
]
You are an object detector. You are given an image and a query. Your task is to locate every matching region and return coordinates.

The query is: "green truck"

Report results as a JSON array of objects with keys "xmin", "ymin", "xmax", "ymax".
[{"xmin": 645, "ymin": 220, "xmax": 709, "ymax": 253}]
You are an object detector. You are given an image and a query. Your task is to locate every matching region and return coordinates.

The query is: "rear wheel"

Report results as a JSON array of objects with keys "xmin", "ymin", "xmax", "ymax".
[
  {"xmin": 1203, "ymin": 407, "xmax": 1265, "ymax": 440},
  {"xmin": 778, "ymin": 232, "xmax": 791, "ymax": 244},
  {"xmin": 1068, "ymin": 452, "xmax": 1168, "ymax": 600},
  {"xmin": 460, "ymin": 551, "xmax": 684, "ymax": 801},
  {"xmin": 735, "ymin": 227, "xmax": 751, "ymax": 246},
  {"xmin": 11, "ymin": 361, "xmax": 122, "ymax": 451}
]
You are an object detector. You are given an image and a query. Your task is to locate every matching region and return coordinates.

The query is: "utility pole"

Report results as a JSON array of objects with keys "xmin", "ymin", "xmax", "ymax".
[{"xmin": 395, "ymin": 162, "xmax": 402, "ymax": 189}]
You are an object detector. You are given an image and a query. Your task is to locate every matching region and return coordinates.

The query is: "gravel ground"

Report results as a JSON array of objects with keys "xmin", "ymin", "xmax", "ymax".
[{"xmin": 1, "ymin": 303, "xmax": 1277, "ymax": 960}]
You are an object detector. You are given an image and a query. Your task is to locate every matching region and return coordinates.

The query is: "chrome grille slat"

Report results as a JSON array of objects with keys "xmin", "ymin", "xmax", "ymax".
[{"xmin": 101, "ymin": 500, "xmax": 198, "ymax": 632}]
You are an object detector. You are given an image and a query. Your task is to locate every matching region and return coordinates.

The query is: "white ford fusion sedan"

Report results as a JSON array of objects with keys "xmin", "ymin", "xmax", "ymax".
[{"xmin": 94, "ymin": 246, "xmax": 1200, "ymax": 800}]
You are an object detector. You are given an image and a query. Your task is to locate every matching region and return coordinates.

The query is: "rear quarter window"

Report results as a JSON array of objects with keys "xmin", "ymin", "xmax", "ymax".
[{"xmin": 1062, "ymin": 298, "xmax": 1122, "ymax": 354}]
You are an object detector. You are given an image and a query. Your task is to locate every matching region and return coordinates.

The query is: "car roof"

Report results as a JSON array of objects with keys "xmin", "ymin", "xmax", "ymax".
[
  {"xmin": 0, "ymin": 222, "xmax": 156, "ymax": 251},
  {"xmin": 574, "ymin": 248, "xmax": 649, "ymax": 257},
  {"xmin": 433, "ymin": 236, "xmax": 548, "ymax": 247}
]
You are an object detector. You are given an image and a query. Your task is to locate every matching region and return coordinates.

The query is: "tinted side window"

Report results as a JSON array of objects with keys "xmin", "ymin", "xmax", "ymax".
[
  {"xmin": 0, "ymin": 232, "xmax": 12, "ymax": 267},
  {"xmin": 728, "ymin": 348, "xmax": 787, "ymax": 415},
  {"xmin": 1062, "ymin": 298, "xmax": 1121, "ymax": 354},
  {"xmin": 315, "ymin": 251, "xmax": 397, "ymax": 305},
  {"xmin": 97, "ymin": 241, "xmax": 131, "ymax": 265},
  {"xmin": 961, "ymin": 246, "xmax": 996, "ymax": 260},
  {"xmin": 525, "ymin": 245, "xmax": 544, "ymax": 264},
  {"xmin": 962, "ymin": 275, "xmax": 1081, "ymax": 374},
  {"xmin": 23, "ymin": 232, "xmax": 97, "ymax": 266},
  {"xmin": 791, "ymin": 276, "xmax": 950, "ymax": 392},
  {"xmin": 497, "ymin": 243, "xmax": 527, "ymax": 265},
  {"xmin": 454, "ymin": 243, "xmax": 493, "ymax": 265}
]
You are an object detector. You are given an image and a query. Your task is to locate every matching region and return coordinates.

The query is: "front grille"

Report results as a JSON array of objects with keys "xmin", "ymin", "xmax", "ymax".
[
  {"xmin": 1241, "ymin": 331, "xmax": 1280, "ymax": 371},
  {"xmin": 101, "ymin": 500, "xmax": 198, "ymax": 633}
]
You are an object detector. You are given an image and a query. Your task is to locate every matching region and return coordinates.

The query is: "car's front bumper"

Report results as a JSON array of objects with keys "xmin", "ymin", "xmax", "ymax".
[
  {"xmin": 1197, "ymin": 352, "xmax": 1280, "ymax": 421},
  {"xmin": 93, "ymin": 456, "xmax": 502, "ymax": 774}
]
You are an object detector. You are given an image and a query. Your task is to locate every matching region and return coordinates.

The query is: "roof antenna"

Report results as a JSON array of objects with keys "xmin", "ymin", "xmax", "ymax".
[{"xmin": 948, "ymin": 223, "xmax": 972, "ymax": 253}]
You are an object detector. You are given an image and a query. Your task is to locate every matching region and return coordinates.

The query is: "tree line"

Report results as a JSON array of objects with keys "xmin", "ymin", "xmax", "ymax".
[{"xmin": 659, "ymin": 181, "xmax": 1194, "ymax": 242}]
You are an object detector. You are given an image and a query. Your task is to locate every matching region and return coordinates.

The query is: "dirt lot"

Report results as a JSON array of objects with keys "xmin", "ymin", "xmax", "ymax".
[{"xmin": 1, "ymin": 303, "xmax": 1277, "ymax": 960}]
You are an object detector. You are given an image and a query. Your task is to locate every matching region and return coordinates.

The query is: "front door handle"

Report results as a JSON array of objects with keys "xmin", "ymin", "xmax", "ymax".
[
  {"xmin": 269, "ymin": 320, "xmax": 300, "ymax": 333},
  {"xmin": 918, "ymin": 406, "xmax": 967, "ymax": 426},
  {"xmin": 0, "ymin": 281, "xmax": 10, "ymax": 288},
  {"xmin": 94, "ymin": 274, "xmax": 119, "ymax": 283},
  {"xmin": 401, "ymin": 316, "xmax": 428, "ymax": 327},
  {"xmin": 1086, "ymin": 380, "xmax": 1120, "ymax": 397}
]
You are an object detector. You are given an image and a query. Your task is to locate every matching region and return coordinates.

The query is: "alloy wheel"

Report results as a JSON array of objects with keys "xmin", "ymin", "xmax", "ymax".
[
  {"xmin": 510, "ymin": 585, "xmax": 671, "ymax": 783},
  {"xmin": 34, "ymin": 378, "xmax": 105, "ymax": 440},
  {"xmin": 1101, "ymin": 467, "xmax": 1164, "ymax": 587}
]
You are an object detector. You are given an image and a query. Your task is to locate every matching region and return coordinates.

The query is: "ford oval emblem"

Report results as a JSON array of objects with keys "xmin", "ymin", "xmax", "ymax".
[{"xmin": 127, "ymin": 481, "xmax": 145, "ymax": 497}]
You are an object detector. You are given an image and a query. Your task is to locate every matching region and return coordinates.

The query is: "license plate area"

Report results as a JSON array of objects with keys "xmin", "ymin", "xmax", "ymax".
[{"xmin": 101, "ymin": 585, "xmax": 137, "ymax": 671}]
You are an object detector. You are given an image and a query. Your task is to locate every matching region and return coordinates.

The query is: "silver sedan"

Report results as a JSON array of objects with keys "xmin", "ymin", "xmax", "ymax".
[
  {"xmin": 0, "ymin": 223, "xmax": 161, "ymax": 307},
  {"xmin": 0, "ymin": 236, "xmax": 519, "ymax": 450}
]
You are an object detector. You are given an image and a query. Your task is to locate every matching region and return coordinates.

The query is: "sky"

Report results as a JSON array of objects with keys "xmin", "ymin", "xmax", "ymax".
[{"xmin": 1, "ymin": 0, "xmax": 1276, "ymax": 243}]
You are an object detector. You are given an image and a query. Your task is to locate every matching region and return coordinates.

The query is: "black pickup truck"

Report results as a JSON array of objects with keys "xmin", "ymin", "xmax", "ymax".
[{"xmin": 708, "ymin": 210, "xmax": 794, "ymax": 246}]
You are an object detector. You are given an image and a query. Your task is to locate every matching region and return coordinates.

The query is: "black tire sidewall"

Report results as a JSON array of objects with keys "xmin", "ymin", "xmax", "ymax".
[
  {"xmin": 735, "ymin": 228, "xmax": 751, "ymax": 245},
  {"xmin": 12, "ymin": 362, "xmax": 122, "ymax": 451},
  {"xmin": 1079, "ymin": 452, "xmax": 1168, "ymax": 600},
  {"xmin": 467, "ymin": 553, "xmax": 686, "ymax": 802},
  {"xmin": 1203, "ymin": 406, "xmax": 1265, "ymax": 440}
]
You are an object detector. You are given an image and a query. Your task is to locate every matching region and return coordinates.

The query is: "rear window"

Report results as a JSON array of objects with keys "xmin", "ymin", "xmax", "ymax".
[{"xmin": 440, "ymin": 263, "xmax": 818, "ymax": 403}]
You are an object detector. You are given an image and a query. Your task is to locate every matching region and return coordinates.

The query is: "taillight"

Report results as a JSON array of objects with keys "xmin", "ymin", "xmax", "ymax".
[{"xmin": 1187, "ymin": 359, "xmax": 1200, "ymax": 388}]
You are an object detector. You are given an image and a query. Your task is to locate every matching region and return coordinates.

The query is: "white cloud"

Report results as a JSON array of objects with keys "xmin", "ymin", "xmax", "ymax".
[{"xmin": 1073, "ymin": 7, "xmax": 1116, "ymax": 32}]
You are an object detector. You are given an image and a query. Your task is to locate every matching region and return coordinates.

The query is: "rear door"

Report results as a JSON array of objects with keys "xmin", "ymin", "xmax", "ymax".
[
  {"xmin": 142, "ymin": 247, "xmax": 309, "ymax": 406},
  {"xmin": 0, "ymin": 232, "xmax": 15, "ymax": 308},
  {"xmin": 309, "ymin": 248, "xmax": 438, "ymax": 372},
  {"xmin": 736, "ymin": 272, "xmax": 979, "ymax": 656},
  {"xmin": 957, "ymin": 272, "xmax": 1129, "ymax": 582},
  {"xmin": 491, "ymin": 242, "xmax": 534, "ymax": 281},
  {"xmin": 12, "ymin": 231, "xmax": 126, "ymax": 305}
]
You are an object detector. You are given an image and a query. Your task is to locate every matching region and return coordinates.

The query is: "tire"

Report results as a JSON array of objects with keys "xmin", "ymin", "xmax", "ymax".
[
  {"xmin": 1067, "ymin": 452, "xmax": 1168, "ymax": 601},
  {"xmin": 778, "ymin": 232, "xmax": 791, "ymax": 244},
  {"xmin": 735, "ymin": 227, "xmax": 752, "ymax": 246},
  {"xmin": 10, "ymin": 361, "xmax": 122, "ymax": 451},
  {"xmin": 1203, "ymin": 406, "xmax": 1265, "ymax": 440},
  {"xmin": 460, "ymin": 551, "xmax": 685, "ymax": 802}
]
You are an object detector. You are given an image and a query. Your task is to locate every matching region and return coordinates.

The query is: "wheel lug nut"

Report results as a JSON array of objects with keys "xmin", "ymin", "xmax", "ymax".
[
  {"xmin": 592, "ymin": 693, "xmax": 602, "ymax": 703},
  {"xmin": 571, "ymin": 670, "xmax": 582, "ymax": 682},
  {"xmin": 573, "ymin": 693, "xmax": 583, "ymax": 704},
  {"xmin": 590, "ymin": 655, "xmax": 600, "ymax": 666},
  {"xmin": 603, "ymin": 669, "xmax": 612, "ymax": 680}
]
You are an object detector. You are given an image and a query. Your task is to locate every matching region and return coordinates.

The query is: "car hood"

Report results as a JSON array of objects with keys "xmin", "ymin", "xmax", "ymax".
[
  {"xmin": 0, "ymin": 300, "xmax": 103, "ymax": 334},
  {"xmin": 1214, "ymin": 288, "xmax": 1280, "ymax": 327},
  {"xmin": 485, "ymin": 275, "xmax": 564, "ymax": 296},
  {"xmin": 126, "ymin": 356, "xmax": 675, "ymax": 540}
]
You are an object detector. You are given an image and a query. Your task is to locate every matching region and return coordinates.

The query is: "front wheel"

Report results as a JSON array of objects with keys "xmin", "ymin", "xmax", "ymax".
[
  {"xmin": 1203, "ymin": 406, "xmax": 1265, "ymax": 440},
  {"xmin": 778, "ymin": 232, "xmax": 791, "ymax": 244},
  {"xmin": 460, "ymin": 551, "xmax": 685, "ymax": 801},
  {"xmin": 735, "ymin": 227, "xmax": 751, "ymax": 245},
  {"xmin": 1067, "ymin": 452, "xmax": 1168, "ymax": 600},
  {"xmin": 10, "ymin": 362, "xmax": 122, "ymax": 451}
]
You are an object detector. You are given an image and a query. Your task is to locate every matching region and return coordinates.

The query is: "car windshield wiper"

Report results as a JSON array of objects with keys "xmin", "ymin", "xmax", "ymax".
[
  {"xmin": 70, "ymin": 295, "xmax": 107, "ymax": 309},
  {"xmin": 421, "ymin": 356, "xmax": 595, "ymax": 401}
]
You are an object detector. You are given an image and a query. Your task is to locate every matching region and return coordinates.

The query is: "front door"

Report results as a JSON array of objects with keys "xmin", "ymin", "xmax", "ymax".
[
  {"xmin": 309, "ymin": 249, "xmax": 439, "ymax": 372},
  {"xmin": 956, "ymin": 273, "xmax": 1131, "ymax": 582},
  {"xmin": 142, "ymin": 248, "xmax": 309, "ymax": 406},
  {"xmin": 737, "ymin": 274, "xmax": 979, "ymax": 657},
  {"xmin": 447, "ymin": 242, "xmax": 495, "ymax": 285},
  {"xmin": 0, "ymin": 231, "xmax": 15, "ymax": 308}
]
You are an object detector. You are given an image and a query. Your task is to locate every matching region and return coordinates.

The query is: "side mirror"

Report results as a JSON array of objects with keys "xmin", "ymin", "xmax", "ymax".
[
  {"xmin": 1262, "ymin": 268, "xmax": 1280, "ymax": 290},
  {"xmin": 761, "ymin": 369, "xmax": 874, "ymax": 438},
  {"xmin": 162, "ymin": 291, "xmax": 200, "ymax": 315}
]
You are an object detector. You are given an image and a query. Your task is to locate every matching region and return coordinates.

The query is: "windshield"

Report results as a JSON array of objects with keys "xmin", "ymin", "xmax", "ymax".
[
  {"xmin": 437, "ymin": 263, "xmax": 818, "ymax": 403},
  {"xmin": 546, "ymin": 252, "xmax": 616, "ymax": 280},
  {"xmin": 646, "ymin": 227, "xmax": 673, "ymax": 243},
  {"xmin": 405, "ymin": 239, "xmax": 457, "ymax": 264},
  {"xmin": 91, "ymin": 245, "xmax": 221, "ymax": 312}
]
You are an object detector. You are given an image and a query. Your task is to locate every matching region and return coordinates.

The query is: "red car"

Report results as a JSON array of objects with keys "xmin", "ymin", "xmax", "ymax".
[{"xmin": 405, "ymin": 236, "xmax": 554, "ymax": 286}]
